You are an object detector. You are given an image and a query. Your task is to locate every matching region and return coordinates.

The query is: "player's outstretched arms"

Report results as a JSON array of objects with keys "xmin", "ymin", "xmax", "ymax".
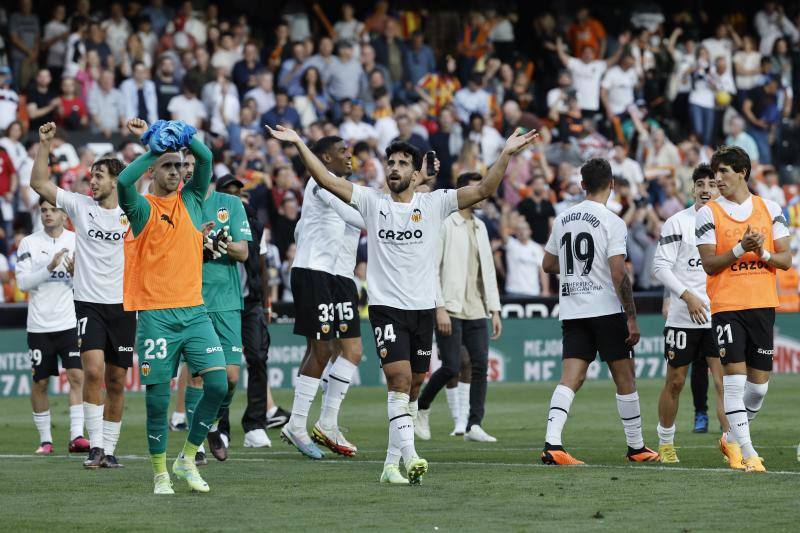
[
  {"xmin": 457, "ymin": 128, "xmax": 538, "ymax": 209},
  {"xmin": 30, "ymin": 123, "xmax": 59, "ymax": 205},
  {"xmin": 542, "ymin": 251, "xmax": 559, "ymax": 274},
  {"xmin": 266, "ymin": 125, "xmax": 353, "ymax": 203},
  {"xmin": 609, "ymin": 254, "xmax": 640, "ymax": 346}
]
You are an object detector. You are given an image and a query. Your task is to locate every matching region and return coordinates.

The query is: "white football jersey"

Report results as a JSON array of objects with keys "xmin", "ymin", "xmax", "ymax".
[
  {"xmin": 56, "ymin": 188, "xmax": 128, "ymax": 304},
  {"xmin": 16, "ymin": 229, "xmax": 77, "ymax": 333},
  {"xmin": 545, "ymin": 199, "xmax": 627, "ymax": 320},
  {"xmin": 315, "ymin": 187, "xmax": 364, "ymax": 285},
  {"xmin": 292, "ymin": 176, "xmax": 347, "ymax": 275},
  {"xmin": 653, "ymin": 207, "xmax": 710, "ymax": 329},
  {"xmin": 350, "ymin": 185, "xmax": 459, "ymax": 310}
]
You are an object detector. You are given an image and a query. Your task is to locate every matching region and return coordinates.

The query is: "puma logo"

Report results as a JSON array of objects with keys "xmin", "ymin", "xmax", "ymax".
[
  {"xmin": 161, "ymin": 214, "xmax": 175, "ymax": 228},
  {"xmin": 148, "ymin": 434, "xmax": 162, "ymax": 442},
  {"xmin": 547, "ymin": 417, "xmax": 554, "ymax": 422},
  {"xmin": 199, "ymin": 421, "xmax": 211, "ymax": 430},
  {"xmin": 379, "ymin": 210, "xmax": 388, "ymax": 219}
]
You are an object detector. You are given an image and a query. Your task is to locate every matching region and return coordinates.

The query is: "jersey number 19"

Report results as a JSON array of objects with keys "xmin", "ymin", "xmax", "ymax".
[{"xmin": 561, "ymin": 232, "xmax": 595, "ymax": 276}]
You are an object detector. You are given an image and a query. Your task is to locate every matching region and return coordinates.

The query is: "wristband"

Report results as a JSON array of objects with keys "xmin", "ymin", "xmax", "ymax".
[
  {"xmin": 761, "ymin": 250, "xmax": 771, "ymax": 262},
  {"xmin": 732, "ymin": 242, "xmax": 745, "ymax": 258}
]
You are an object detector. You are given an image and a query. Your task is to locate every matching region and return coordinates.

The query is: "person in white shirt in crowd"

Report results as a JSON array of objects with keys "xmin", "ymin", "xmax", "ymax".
[
  {"xmin": 327, "ymin": 40, "xmax": 364, "ymax": 105},
  {"xmin": 688, "ymin": 47, "xmax": 718, "ymax": 147},
  {"xmin": 41, "ymin": 4, "xmax": 69, "ymax": 81},
  {"xmin": 64, "ymin": 16, "xmax": 89, "ymax": 79},
  {"xmin": 167, "ymin": 78, "xmax": 207, "ymax": 129},
  {"xmin": 136, "ymin": 15, "xmax": 158, "ymax": 59},
  {"xmin": 556, "ymin": 33, "xmax": 630, "ymax": 116},
  {"xmin": 0, "ymin": 121, "xmax": 27, "ymax": 172},
  {"xmin": 609, "ymin": 142, "xmax": 645, "ymax": 198},
  {"xmin": 102, "ymin": 2, "xmax": 132, "ymax": 67},
  {"xmin": 755, "ymin": 2, "xmax": 800, "ymax": 56},
  {"xmin": 601, "ymin": 53, "xmax": 639, "ymax": 122},
  {"xmin": 15, "ymin": 197, "xmax": 88, "ymax": 456},
  {"xmin": 453, "ymin": 73, "xmax": 491, "ymax": 124},
  {"xmin": 702, "ymin": 22, "xmax": 741, "ymax": 71},
  {"xmin": 547, "ymin": 70, "xmax": 574, "ymax": 121},
  {"xmin": 756, "ymin": 168, "xmax": 786, "ymax": 207},
  {"xmin": 415, "ymin": 172, "xmax": 503, "ymax": 443},
  {"xmin": 203, "ymin": 68, "xmax": 240, "ymax": 138},
  {"xmin": 504, "ymin": 218, "xmax": 549, "ymax": 298},
  {"xmin": 466, "ymin": 113, "xmax": 504, "ymax": 166},
  {"xmin": 733, "ymin": 36, "xmax": 762, "ymax": 98},
  {"xmin": 339, "ymin": 99, "xmax": 377, "ymax": 145},
  {"xmin": 245, "ymin": 71, "xmax": 276, "ymax": 117},
  {"xmin": 211, "ymin": 32, "xmax": 243, "ymax": 76},
  {"xmin": 556, "ymin": 181, "xmax": 585, "ymax": 214},
  {"xmin": 0, "ymin": 67, "xmax": 20, "ymax": 132},
  {"xmin": 333, "ymin": 3, "xmax": 364, "ymax": 47},
  {"xmin": 302, "ymin": 36, "xmax": 335, "ymax": 86},
  {"xmin": 119, "ymin": 61, "xmax": 157, "ymax": 124},
  {"xmin": 725, "ymin": 116, "xmax": 759, "ymax": 164},
  {"xmin": 87, "ymin": 70, "xmax": 126, "ymax": 138}
]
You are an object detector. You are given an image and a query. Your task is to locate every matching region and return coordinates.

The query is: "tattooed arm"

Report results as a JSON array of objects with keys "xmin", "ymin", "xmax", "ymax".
[{"xmin": 609, "ymin": 254, "xmax": 640, "ymax": 346}]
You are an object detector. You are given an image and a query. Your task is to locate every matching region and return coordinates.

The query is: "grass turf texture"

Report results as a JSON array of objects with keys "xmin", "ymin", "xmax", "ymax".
[{"xmin": 1, "ymin": 377, "xmax": 799, "ymax": 532}]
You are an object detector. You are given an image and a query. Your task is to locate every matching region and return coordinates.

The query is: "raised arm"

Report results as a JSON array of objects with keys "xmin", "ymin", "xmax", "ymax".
[
  {"xmin": 30, "ymin": 123, "xmax": 59, "ymax": 206},
  {"xmin": 456, "ymin": 128, "xmax": 538, "ymax": 209},
  {"xmin": 555, "ymin": 37, "xmax": 571, "ymax": 67},
  {"xmin": 183, "ymin": 136, "xmax": 214, "ymax": 201},
  {"xmin": 605, "ymin": 32, "xmax": 630, "ymax": 67},
  {"xmin": 117, "ymin": 143, "xmax": 158, "ymax": 237},
  {"xmin": 266, "ymin": 125, "xmax": 354, "ymax": 203}
]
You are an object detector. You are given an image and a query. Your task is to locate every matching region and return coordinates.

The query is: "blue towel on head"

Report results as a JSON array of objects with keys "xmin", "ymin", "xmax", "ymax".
[{"xmin": 141, "ymin": 120, "xmax": 198, "ymax": 153}]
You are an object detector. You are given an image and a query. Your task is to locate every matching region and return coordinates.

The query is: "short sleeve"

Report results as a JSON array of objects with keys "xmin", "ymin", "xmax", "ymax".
[
  {"xmin": 229, "ymin": 198, "xmax": 252, "ymax": 242},
  {"xmin": 349, "ymin": 184, "xmax": 374, "ymax": 218},
  {"xmin": 567, "ymin": 57, "xmax": 581, "ymax": 73},
  {"xmin": 607, "ymin": 216, "xmax": 628, "ymax": 257},
  {"xmin": 436, "ymin": 189, "xmax": 459, "ymax": 220},
  {"xmin": 766, "ymin": 199, "xmax": 791, "ymax": 240},
  {"xmin": 601, "ymin": 69, "xmax": 616, "ymax": 89},
  {"xmin": 695, "ymin": 205, "xmax": 716, "ymax": 245},
  {"xmin": 544, "ymin": 222, "xmax": 559, "ymax": 255},
  {"xmin": 55, "ymin": 187, "xmax": 80, "ymax": 218}
]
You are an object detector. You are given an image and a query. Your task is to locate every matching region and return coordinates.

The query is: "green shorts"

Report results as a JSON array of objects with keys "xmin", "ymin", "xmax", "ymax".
[
  {"xmin": 137, "ymin": 305, "xmax": 225, "ymax": 385},
  {"xmin": 209, "ymin": 310, "xmax": 243, "ymax": 366}
]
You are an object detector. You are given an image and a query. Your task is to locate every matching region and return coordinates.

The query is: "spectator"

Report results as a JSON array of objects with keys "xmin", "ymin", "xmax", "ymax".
[
  {"xmin": 55, "ymin": 77, "xmax": 88, "ymax": 130},
  {"xmin": 232, "ymin": 41, "xmax": 264, "ymax": 98},
  {"xmin": 245, "ymin": 71, "xmax": 276, "ymax": 116},
  {"xmin": 8, "ymin": 0, "xmax": 40, "ymax": 91},
  {"xmin": 0, "ymin": 145, "xmax": 18, "ymax": 238},
  {"xmin": 339, "ymin": 100, "xmax": 377, "ymax": 145},
  {"xmin": 742, "ymin": 76, "xmax": 782, "ymax": 165},
  {"xmin": 359, "ymin": 43, "xmax": 392, "ymax": 100},
  {"xmin": 136, "ymin": 15, "xmax": 158, "ymax": 58},
  {"xmin": 451, "ymin": 140, "xmax": 486, "ymax": 180},
  {"xmin": 516, "ymin": 176, "xmax": 556, "ymax": 245},
  {"xmin": 600, "ymin": 53, "xmax": 639, "ymax": 122},
  {"xmin": 416, "ymin": 54, "xmax": 460, "ymax": 117},
  {"xmin": 102, "ymin": 2, "xmax": 132, "ymax": 66},
  {"xmin": 184, "ymin": 46, "xmax": 214, "ymax": 91},
  {"xmin": 466, "ymin": 113, "xmax": 504, "ymax": 165},
  {"xmin": 202, "ymin": 68, "xmax": 240, "ymax": 138},
  {"xmin": 609, "ymin": 142, "xmax": 645, "ymax": 197},
  {"xmin": 392, "ymin": 113, "xmax": 430, "ymax": 154},
  {"xmin": 119, "ymin": 32, "xmax": 152, "ymax": 78},
  {"xmin": 261, "ymin": 88, "xmax": 301, "ymax": 131},
  {"xmin": 120, "ymin": 61, "xmax": 158, "ymax": 124},
  {"xmin": 302, "ymin": 36, "xmax": 335, "ymax": 85},
  {"xmin": 547, "ymin": 69, "xmax": 574, "ymax": 121},
  {"xmin": 453, "ymin": 72, "xmax": 490, "ymax": 124},
  {"xmin": 488, "ymin": 9, "xmax": 515, "ymax": 62},
  {"xmin": 754, "ymin": 2, "xmax": 799, "ymax": 56},
  {"xmin": 141, "ymin": 0, "xmax": 173, "ymax": 38},
  {"xmin": 264, "ymin": 22, "xmax": 291, "ymax": 72},
  {"xmin": 74, "ymin": 49, "xmax": 102, "ymax": 102},
  {"xmin": 333, "ymin": 4, "xmax": 364, "ymax": 45},
  {"xmin": 41, "ymin": 4, "xmax": 69, "ymax": 82},
  {"xmin": 734, "ymin": 35, "xmax": 762, "ymax": 98},
  {"xmin": 277, "ymin": 41, "xmax": 308, "ymax": 97},
  {"xmin": 0, "ymin": 121, "xmax": 26, "ymax": 172},
  {"xmin": 292, "ymin": 66, "xmax": 329, "ymax": 129},
  {"xmin": 228, "ymin": 113, "xmax": 261, "ymax": 157},
  {"xmin": 154, "ymin": 55, "xmax": 180, "ymax": 119},
  {"xmin": 63, "ymin": 16, "xmax": 89, "ymax": 79},
  {"xmin": 501, "ymin": 99, "xmax": 542, "ymax": 139},
  {"xmin": 211, "ymin": 32, "xmax": 243, "ymax": 76},
  {"xmin": 87, "ymin": 70, "xmax": 126, "ymax": 137},
  {"xmin": 372, "ymin": 18, "xmax": 406, "ymax": 94},
  {"xmin": 429, "ymin": 107, "xmax": 462, "ymax": 189},
  {"xmin": 167, "ymin": 78, "xmax": 206, "ymax": 129},
  {"xmin": 702, "ymin": 22, "xmax": 740, "ymax": 69},
  {"xmin": 26, "ymin": 68, "xmax": 59, "ymax": 131},
  {"xmin": 327, "ymin": 40, "xmax": 363, "ymax": 105},
  {"xmin": 688, "ymin": 47, "xmax": 717, "ymax": 146},
  {"xmin": 0, "ymin": 68, "xmax": 19, "ymax": 131},
  {"xmin": 756, "ymin": 168, "xmax": 786, "ymax": 206},
  {"xmin": 404, "ymin": 31, "xmax": 436, "ymax": 87},
  {"xmin": 725, "ymin": 115, "xmax": 759, "ymax": 164},
  {"xmin": 567, "ymin": 7, "xmax": 607, "ymax": 59},
  {"xmin": 85, "ymin": 22, "xmax": 114, "ymax": 71},
  {"xmin": 770, "ymin": 37, "xmax": 793, "ymax": 89},
  {"xmin": 503, "ymin": 218, "xmax": 548, "ymax": 297}
]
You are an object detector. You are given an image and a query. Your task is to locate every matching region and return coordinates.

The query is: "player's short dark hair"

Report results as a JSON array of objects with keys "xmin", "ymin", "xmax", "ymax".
[
  {"xmin": 311, "ymin": 136, "xmax": 343, "ymax": 158},
  {"xmin": 352, "ymin": 141, "xmax": 370, "ymax": 155},
  {"xmin": 580, "ymin": 158, "xmax": 613, "ymax": 193},
  {"xmin": 456, "ymin": 172, "xmax": 482, "ymax": 188},
  {"xmin": 692, "ymin": 163, "xmax": 714, "ymax": 183},
  {"xmin": 710, "ymin": 145, "xmax": 751, "ymax": 181},
  {"xmin": 91, "ymin": 157, "xmax": 125, "ymax": 178},
  {"xmin": 385, "ymin": 141, "xmax": 422, "ymax": 171}
]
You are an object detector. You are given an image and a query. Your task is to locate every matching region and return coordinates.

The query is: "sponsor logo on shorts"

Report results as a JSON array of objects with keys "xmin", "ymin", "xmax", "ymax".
[
  {"xmin": 667, "ymin": 350, "xmax": 675, "ymax": 360},
  {"xmin": 206, "ymin": 346, "xmax": 223, "ymax": 353},
  {"xmin": 339, "ymin": 323, "xmax": 348, "ymax": 333},
  {"xmin": 232, "ymin": 346, "xmax": 243, "ymax": 353},
  {"xmin": 118, "ymin": 346, "xmax": 134, "ymax": 352},
  {"xmin": 379, "ymin": 347, "xmax": 388, "ymax": 358},
  {"xmin": 69, "ymin": 351, "xmax": 80, "ymax": 358},
  {"xmin": 411, "ymin": 208, "xmax": 422, "ymax": 222},
  {"xmin": 416, "ymin": 349, "xmax": 432, "ymax": 357},
  {"xmin": 141, "ymin": 361, "xmax": 151, "ymax": 376},
  {"xmin": 757, "ymin": 348, "xmax": 774, "ymax": 356},
  {"xmin": 217, "ymin": 207, "xmax": 230, "ymax": 224},
  {"xmin": 719, "ymin": 347, "xmax": 726, "ymax": 358},
  {"xmin": 321, "ymin": 323, "xmax": 331, "ymax": 334}
]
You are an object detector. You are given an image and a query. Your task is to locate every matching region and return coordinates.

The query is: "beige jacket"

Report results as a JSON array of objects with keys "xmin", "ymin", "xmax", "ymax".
[{"xmin": 434, "ymin": 211, "xmax": 501, "ymax": 315}]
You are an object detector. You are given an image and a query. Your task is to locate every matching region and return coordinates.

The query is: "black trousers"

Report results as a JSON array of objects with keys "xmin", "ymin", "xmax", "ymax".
[
  {"xmin": 219, "ymin": 300, "xmax": 271, "ymax": 437},
  {"xmin": 418, "ymin": 316, "xmax": 489, "ymax": 431}
]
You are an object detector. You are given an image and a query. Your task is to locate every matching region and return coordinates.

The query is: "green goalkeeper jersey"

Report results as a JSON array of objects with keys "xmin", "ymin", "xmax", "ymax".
[{"xmin": 201, "ymin": 191, "xmax": 252, "ymax": 312}]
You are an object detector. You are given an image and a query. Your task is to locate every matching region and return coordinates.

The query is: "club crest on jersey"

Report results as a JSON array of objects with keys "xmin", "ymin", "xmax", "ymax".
[
  {"xmin": 719, "ymin": 347, "xmax": 726, "ymax": 358},
  {"xmin": 141, "ymin": 361, "xmax": 151, "ymax": 376},
  {"xmin": 379, "ymin": 347, "xmax": 388, "ymax": 358},
  {"xmin": 339, "ymin": 323, "xmax": 348, "ymax": 333},
  {"xmin": 667, "ymin": 350, "xmax": 675, "ymax": 360},
  {"xmin": 411, "ymin": 208, "xmax": 422, "ymax": 222},
  {"xmin": 119, "ymin": 213, "xmax": 128, "ymax": 226},
  {"xmin": 321, "ymin": 323, "xmax": 330, "ymax": 334},
  {"xmin": 217, "ymin": 208, "xmax": 230, "ymax": 224}
]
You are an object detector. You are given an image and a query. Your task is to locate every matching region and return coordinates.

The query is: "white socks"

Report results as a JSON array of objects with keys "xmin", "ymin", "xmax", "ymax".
[
  {"xmin": 445, "ymin": 387, "xmax": 460, "ymax": 425},
  {"xmin": 103, "ymin": 420, "xmax": 122, "ymax": 456},
  {"xmin": 457, "ymin": 382, "xmax": 470, "ymax": 428},
  {"xmin": 616, "ymin": 391, "xmax": 644, "ymax": 450},
  {"xmin": 84, "ymin": 402, "xmax": 104, "ymax": 450},
  {"xmin": 657, "ymin": 423, "xmax": 676, "ymax": 445},
  {"xmin": 387, "ymin": 391, "xmax": 416, "ymax": 466},
  {"xmin": 287, "ymin": 375, "xmax": 320, "ymax": 434},
  {"xmin": 319, "ymin": 358, "xmax": 357, "ymax": 430},
  {"xmin": 743, "ymin": 380, "xmax": 768, "ymax": 421},
  {"xmin": 171, "ymin": 411, "xmax": 186, "ymax": 426},
  {"xmin": 724, "ymin": 374, "xmax": 757, "ymax": 459},
  {"xmin": 409, "ymin": 399, "xmax": 418, "ymax": 419},
  {"xmin": 545, "ymin": 384, "xmax": 575, "ymax": 446},
  {"xmin": 33, "ymin": 411, "xmax": 52, "ymax": 444},
  {"xmin": 319, "ymin": 359, "xmax": 334, "ymax": 395},
  {"xmin": 69, "ymin": 404, "xmax": 84, "ymax": 441}
]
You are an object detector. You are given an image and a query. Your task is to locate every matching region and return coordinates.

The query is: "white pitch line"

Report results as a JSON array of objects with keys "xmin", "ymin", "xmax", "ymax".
[{"xmin": 1, "ymin": 454, "xmax": 798, "ymax": 476}]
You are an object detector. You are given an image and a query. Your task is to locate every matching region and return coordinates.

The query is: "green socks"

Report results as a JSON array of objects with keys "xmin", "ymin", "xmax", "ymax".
[{"xmin": 187, "ymin": 369, "xmax": 227, "ymax": 446}]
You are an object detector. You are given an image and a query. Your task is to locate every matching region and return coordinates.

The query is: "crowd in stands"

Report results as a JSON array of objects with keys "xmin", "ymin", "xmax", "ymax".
[{"xmin": 1, "ymin": 0, "xmax": 800, "ymax": 309}]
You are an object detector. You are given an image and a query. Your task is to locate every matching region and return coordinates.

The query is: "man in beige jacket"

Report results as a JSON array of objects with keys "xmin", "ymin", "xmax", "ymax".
[{"xmin": 415, "ymin": 172, "xmax": 503, "ymax": 442}]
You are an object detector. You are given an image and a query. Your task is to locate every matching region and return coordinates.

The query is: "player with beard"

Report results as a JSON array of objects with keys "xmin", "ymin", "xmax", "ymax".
[
  {"xmin": 31, "ymin": 122, "xmax": 135, "ymax": 469},
  {"xmin": 267, "ymin": 124, "xmax": 537, "ymax": 484},
  {"xmin": 280, "ymin": 136, "xmax": 364, "ymax": 459}
]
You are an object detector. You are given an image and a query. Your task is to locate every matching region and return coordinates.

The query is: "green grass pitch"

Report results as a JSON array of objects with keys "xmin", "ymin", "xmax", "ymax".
[{"xmin": 1, "ymin": 377, "xmax": 799, "ymax": 532}]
